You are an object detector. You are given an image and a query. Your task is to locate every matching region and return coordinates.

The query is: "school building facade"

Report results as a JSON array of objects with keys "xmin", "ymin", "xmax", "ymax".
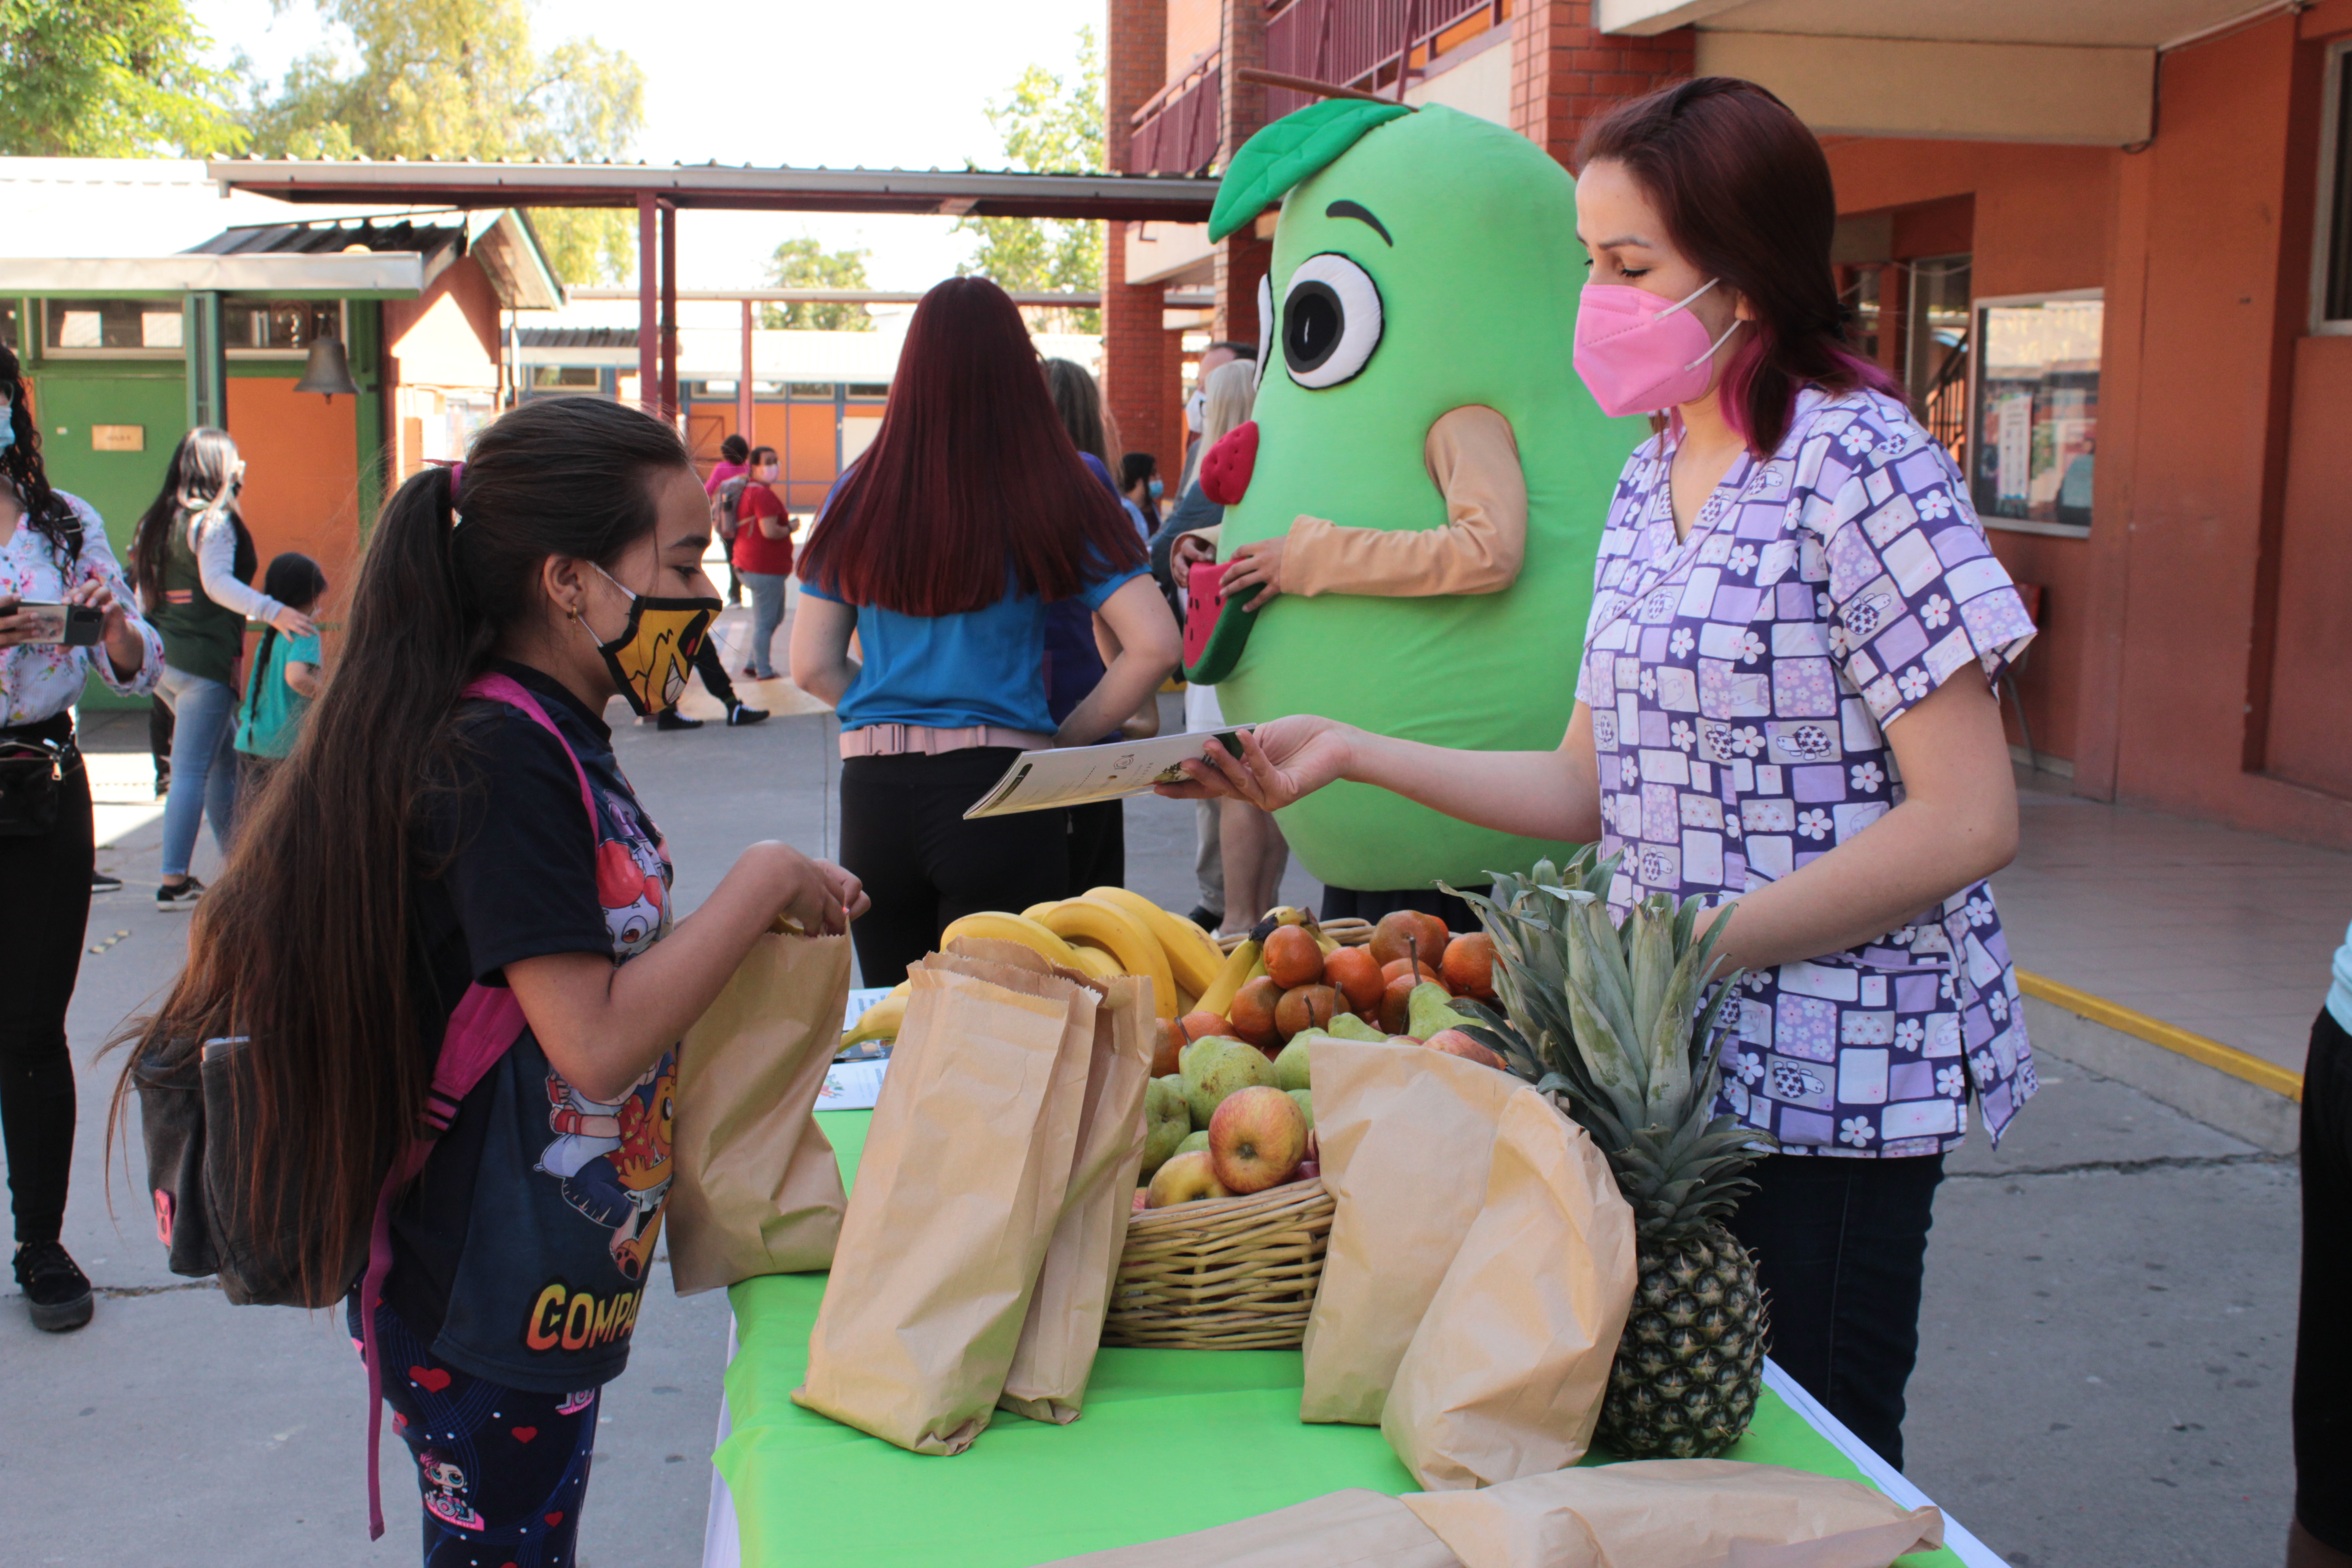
[{"xmin": 1099, "ymin": 0, "xmax": 2352, "ymax": 850}]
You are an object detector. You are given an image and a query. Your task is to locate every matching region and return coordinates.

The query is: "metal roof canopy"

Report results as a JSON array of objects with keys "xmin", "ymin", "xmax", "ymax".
[{"xmin": 206, "ymin": 160, "xmax": 1221, "ymax": 222}]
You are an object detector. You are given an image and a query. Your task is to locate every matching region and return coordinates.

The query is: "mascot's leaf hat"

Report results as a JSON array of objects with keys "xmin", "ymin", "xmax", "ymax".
[{"xmin": 1194, "ymin": 99, "xmax": 1649, "ymax": 893}]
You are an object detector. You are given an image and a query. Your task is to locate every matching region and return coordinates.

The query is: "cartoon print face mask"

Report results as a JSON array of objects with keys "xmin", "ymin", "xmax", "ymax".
[{"xmin": 579, "ymin": 563, "xmax": 719, "ymax": 717}]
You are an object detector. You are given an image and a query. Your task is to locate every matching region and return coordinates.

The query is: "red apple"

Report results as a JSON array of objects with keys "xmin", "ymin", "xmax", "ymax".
[
  {"xmin": 1207, "ymin": 1085, "xmax": 1309, "ymax": 1194},
  {"xmin": 1424, "ymin": 1028, "xmax": 1506, "ymax": 1071},
  {"xmin": 1147, "ymin": 1150, "xmax": 1232, "ymax": 1208}
]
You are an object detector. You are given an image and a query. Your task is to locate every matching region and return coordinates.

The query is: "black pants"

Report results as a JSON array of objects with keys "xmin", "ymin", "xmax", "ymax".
[
  {"xmin": 1319, "ymin": 883, "xmax": 1489, "ymax": 936},
  {"xmin": 838, "ymin": 749, "xmax": 1072, "ymax": 986},
  {"xmin": 1725, "ymin": 1151, "xmax": 1945, "ymax": 1471},
  {"xmin": 1065, "ymin": 799, "xmax": 1126, "ymax": 895},
  {"xmin": 2296, "ymin": 1006, "xmax": 2352, "ymax": 1553},
  {"xmin": 692, "ymin": 636, "xmax": 738, "ymax": 710},
  {"xmin": 0, "ymin": 720, "xmax": 92, "ymax": 1249},
  {"xmin": 148, "ymin": 694, "xmax": 173, "ymax": 786}
]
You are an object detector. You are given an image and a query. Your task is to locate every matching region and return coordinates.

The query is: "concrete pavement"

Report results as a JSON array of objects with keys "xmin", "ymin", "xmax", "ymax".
[{"xmin": 0, "ymin": 685, "xmax": 2307, "ymax": 1568}]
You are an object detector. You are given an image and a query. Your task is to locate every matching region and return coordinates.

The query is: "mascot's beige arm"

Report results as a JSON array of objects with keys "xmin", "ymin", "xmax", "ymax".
[{"xmin": 1278, "ymin": 404, "xmax": 1527, "ymax": 598}]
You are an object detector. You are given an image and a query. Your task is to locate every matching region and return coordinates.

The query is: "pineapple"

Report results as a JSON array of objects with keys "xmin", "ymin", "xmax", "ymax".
[{"xmin": 1447, "ymin": 849, "xmax": 1772, "ymax": 1459}]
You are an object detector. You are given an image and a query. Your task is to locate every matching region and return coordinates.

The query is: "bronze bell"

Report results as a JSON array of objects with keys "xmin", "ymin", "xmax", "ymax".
[{"xmin": 292, "ymin": 335, "xmax": 360, "ymax": 400}]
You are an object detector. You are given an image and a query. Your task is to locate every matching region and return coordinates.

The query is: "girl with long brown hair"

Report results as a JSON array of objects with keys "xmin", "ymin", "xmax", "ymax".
[
  {"xmin": 125, "ymin": 395, "xmax": 863, "ymax": 1558},
  {"xmin": 1166, "ymin": 78, "xmax": 2038, "ymax": 1469},
  {"xmin": 791, "ymin": 277, "xmax": 1179, "ymax": 984}
]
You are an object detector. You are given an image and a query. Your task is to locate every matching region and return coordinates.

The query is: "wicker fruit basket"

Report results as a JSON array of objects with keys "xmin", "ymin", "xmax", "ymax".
[{"xmin": 1101, "ymin": 1178, "xmax": 1336, "ymax": 1350}]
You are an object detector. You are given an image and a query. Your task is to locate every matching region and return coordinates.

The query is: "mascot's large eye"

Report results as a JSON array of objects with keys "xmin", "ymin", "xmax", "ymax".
[
  {"xmin": 1282, "ymin": 253, "xmax": 1383, "ymax": 390},
  {"xmin": 1253, "ymin": 274, "xmax": 1273, "ymax": 386}
]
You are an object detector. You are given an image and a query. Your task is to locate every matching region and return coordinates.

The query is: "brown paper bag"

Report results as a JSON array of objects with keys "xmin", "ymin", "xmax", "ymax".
[
  {"xmin": 1382, "ymin": 1088, "xmax": 1637, "ymax": 1490},
  {"xmin": 666, "ymin": 930, "xmax": 853, "ymax": 1295},
  {"xmin": 1301, "ymin": 1039, "xmax": 1521, "ymax": 1425},
  {"xmin": 792, "ymin": 947, "xmax": 1098, "ymax": 1453},
  {"xmin": 1399, "ymin": 1460, "xmax": 1944, "ymax": 1568},
  {"xmin": 1039, "ymin": 1489, "xmax": 1462, "ymax": 1568},
  {"xmin": 1000, "ymin": 963, "xmax": 1157, "ymax": 1423}
]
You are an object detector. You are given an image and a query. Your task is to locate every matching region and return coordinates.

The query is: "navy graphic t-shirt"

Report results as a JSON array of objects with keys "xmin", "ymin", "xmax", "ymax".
[{"xmin": 378, "ymin": 660, "xmax": 677, "ymax": 1394}]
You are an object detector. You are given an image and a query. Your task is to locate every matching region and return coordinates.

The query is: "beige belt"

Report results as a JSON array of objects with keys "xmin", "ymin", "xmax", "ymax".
[{"xmin": 839, "ymin": 722, "xmax": 1052, "ymax": 759}]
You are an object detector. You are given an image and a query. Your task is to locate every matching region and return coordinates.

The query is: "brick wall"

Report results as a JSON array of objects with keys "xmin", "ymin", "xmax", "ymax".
[
  {"xmin": 1510, "ymin": 1, "xmax": 1694, "ymax": 167},
  {"xmin": 1214, "ymin": 0, "xmax": 1271, "ymax": 349},
  {"xmin": 1105, "ymin": 0, "xmax": 1176, "ymax": 475}
]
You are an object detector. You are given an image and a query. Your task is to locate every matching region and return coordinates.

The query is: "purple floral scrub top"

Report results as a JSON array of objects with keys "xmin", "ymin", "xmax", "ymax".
[{"xmin": 1576, "ymin": 387, "xmax": 2042, "ymax": 1156}]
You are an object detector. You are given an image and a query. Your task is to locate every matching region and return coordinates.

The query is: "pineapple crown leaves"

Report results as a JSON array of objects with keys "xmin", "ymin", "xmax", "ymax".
[{"xmin": 1448, "ymin": 849, "xmax": 1774, "ymax": 1242}]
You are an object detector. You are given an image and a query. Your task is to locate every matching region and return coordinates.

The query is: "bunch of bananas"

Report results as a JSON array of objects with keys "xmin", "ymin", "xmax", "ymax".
[{"xmin": 838, "ymin": 890, "xmax": 1228, "ymax": 1045}]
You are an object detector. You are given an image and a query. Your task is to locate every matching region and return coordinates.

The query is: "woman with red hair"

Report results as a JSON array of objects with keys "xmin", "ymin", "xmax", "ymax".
[
  {"xmin": 792, "ymin": 277, "xmax": 1180, "ymax": 983},
  {"xmin": 1165, "ymin": 78, "xmax": 2038, "ymax": 1469}
]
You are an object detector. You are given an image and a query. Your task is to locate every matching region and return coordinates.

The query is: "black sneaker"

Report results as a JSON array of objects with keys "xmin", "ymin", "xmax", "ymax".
[
  {"xmin": 155, "ymin": 877, "xmax": 205, "ymax": 910},
  {"xmin": 13, "ymin": 1241, "xmax": 94, "ymax": 1333},
  {"xmin": 1186, "ymin": 906, "xmax": 1224, "ymax": 932},
  {"xmin": 92, "ymin": 870, "xmax": 122, "ymax": 894},
  {"xmin": 656, "ymin": 710, "xmax": 704, "ymax": 731},
  {"xmin": 727, "ymin": 704, "xmax": 770, "ymax": 727}
]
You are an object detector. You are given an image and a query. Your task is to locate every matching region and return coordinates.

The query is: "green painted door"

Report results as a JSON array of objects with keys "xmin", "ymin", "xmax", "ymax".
[{"xmin": 31, "ymin": 369, "xmax": 188, "ymax": 709}]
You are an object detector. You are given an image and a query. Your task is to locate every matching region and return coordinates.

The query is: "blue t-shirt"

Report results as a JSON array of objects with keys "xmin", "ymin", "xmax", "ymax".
[
  {"xmin": 804, "ymin": 564, "xmax": 1141, "ymax": 735},
  {"xmin": 233, "ymin": 630, "xmax": 321, "ymax": 759}
]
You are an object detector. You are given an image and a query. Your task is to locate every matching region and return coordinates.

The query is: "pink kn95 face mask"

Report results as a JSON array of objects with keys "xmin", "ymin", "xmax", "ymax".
[{"xmin": 1572, "ymin": 278, "xmax": 1742, "ymax": 418}]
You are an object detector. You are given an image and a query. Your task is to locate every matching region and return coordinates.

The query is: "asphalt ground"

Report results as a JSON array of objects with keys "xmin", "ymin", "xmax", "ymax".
[{"xmin": 0, "ymin": 675, "xmax": 2305, "ymax": 1568}]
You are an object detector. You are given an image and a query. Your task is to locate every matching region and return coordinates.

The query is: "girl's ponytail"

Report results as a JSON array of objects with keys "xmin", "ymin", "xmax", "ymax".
[{"xmin": 118, "ymin": 398, "xmax": 692, "ymax": 1306}]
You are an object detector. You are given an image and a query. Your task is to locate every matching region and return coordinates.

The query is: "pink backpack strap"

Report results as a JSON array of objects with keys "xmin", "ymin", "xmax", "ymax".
[{"xmin": 360, "ymin": 671, "xmax": 603, "ymax": 1538}]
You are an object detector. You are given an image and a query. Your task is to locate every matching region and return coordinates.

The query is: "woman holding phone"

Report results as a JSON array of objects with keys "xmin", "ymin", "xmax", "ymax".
[
  {"xmin": 1165, "ymin": 79, "xmax": 2039, "ymax": 1470},
  {"xmin": 0, "ymin": 342, "xmax": 162, "ymax": 1332}
]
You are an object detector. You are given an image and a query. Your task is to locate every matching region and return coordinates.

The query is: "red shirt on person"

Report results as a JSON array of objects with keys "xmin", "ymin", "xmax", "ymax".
[{"xmin": 732, "ymin": 481, "xmax": 795, "ymax": 576}]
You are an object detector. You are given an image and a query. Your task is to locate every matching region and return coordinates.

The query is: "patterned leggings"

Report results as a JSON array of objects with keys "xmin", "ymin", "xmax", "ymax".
[{"xmin": 350, "ymin": 1295, "xmax": 601, "ymax": 1567}]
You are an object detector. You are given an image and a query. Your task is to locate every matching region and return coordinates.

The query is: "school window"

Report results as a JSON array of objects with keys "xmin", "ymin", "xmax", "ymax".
[
  {"xmin": 44, "ymin": 298, "xmax": 184, "ymax": 354},
  {"xmin": 0, "ymin": 299, "xmax": 18, "ymax": 349},
  {"xmin": 221, "ymin": 299, "xmax": 343, "ymax": 355},
  {"xmin": 2314, "ymin": 39, "xmax": 2352, "ymax": 330},
  {"xmin": 530, "ymin": 365, "xmax": 602, "ymax": 388},
  {"xmin": 1970, "ymin": 291, "xmax": 2102, "ymax": 537}
]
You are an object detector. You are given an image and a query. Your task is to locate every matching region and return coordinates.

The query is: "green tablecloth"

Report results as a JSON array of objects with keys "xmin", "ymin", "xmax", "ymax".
[{"xmin": 715, "ymin": 1112, "xmax": 1962, "ymax": 1568}]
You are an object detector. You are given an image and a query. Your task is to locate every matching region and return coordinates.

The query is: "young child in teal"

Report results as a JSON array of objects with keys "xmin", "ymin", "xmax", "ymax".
[{"xmin": 233, "ymin": 552, "xmax": 327, "ymax": 791}]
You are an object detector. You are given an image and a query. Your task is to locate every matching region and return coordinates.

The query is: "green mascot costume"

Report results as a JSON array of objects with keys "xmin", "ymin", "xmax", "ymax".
[{"xmin": 1190, "ymin": 98, "xmax": 1647, "ymax": 895}]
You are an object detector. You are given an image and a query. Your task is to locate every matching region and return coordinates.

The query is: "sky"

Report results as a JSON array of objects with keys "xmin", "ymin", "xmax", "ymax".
[{"xmin": 189, "ymin": 0, "xmax": 1106, "ymax": 295}]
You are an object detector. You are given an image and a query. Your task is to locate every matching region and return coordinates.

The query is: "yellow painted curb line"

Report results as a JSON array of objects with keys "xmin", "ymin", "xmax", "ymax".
[{"xmin": 2016, "ymin": 969, "xmax": 2303, "ymax": 1103}]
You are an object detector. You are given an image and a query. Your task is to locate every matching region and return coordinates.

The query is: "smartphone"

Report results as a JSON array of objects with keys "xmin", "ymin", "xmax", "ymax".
[{"xmin": 15, "ymin": 602, "xmax": 103, "ymax": 647}]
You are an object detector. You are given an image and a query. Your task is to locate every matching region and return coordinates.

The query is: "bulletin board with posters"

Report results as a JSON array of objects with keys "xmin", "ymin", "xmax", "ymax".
[{"xmin": 1969, "ymin": 289, "xmax": 2103, "ymax": 537}]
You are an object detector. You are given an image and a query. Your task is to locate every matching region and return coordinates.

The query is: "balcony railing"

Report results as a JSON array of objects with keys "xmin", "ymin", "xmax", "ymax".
[
  {"xmin": 1129, "ymin": 49, "xmax": 1223, "ymax": 176},
  {"xmin": 1264, "ymin": 0, "xmax": 1499, "ymax": 119}
]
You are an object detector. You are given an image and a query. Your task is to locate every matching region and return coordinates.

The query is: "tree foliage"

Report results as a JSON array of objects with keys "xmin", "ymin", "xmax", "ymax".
[
  {"xmin": 244, "ymin": 0, "xmax": 645, "ymax": 284},
  {"xmin": 759, "ymin": 238, "xmax": 876, "ymax": 331},
  {"xmin": 955, "ymin": 26, "xmax": 1103, "ymax": 333},
  {"xmin": 0, "ymin": 0, "xmax": 247, "ymax": 156}
]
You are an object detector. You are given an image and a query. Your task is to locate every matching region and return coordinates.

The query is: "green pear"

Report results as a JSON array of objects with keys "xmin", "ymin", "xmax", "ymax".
[
  {"xmin": 1407, "ymin": 981, "xmax": 1477, "ymax": 1043},
  {"xmin": 1273, "ymin": 1032, "xmax": 1315, "ymax": 1092},
  {"xmin": 1146, "ymin": 1074, "xmax": 1191, "ymax": 1131},
  {"xmin": 1176, "ymin": 1129, "xmax": 1211, "ymax": 1155},
  {"xmin": 1325, "ymin": 1011, "xmax": 1389, "ymax": 1043},
  {"xmin": 1182, "ymin": 1036, "xmax": 1278, "ymax": 1127},
  {"xmin": 1287, "ymin": 1088, "xmax": 1313, "ymax": 1132},
  {"xmin": 1141, "ymin": 1117, "xmax": 1191, "ymax": 1180}
]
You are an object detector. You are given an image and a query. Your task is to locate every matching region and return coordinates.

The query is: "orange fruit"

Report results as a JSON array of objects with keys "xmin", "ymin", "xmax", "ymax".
[
  {"xmin": 1323, "ymin": 945, "xmax": 1384, "ymax": 1016},
  {"xmin": 1262, "ymin": 924, "xmax": 1325, "ymax": 990}
]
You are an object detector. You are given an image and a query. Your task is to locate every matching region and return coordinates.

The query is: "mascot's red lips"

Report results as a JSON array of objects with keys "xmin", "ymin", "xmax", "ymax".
[{"xmin": 1200, "ymin": 420, "xmax": 1258, "ymax": 505}]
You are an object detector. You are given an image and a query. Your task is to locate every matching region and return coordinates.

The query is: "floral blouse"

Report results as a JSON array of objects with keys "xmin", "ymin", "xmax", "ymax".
[
  {"xmin": 2, "ymin": 490, "xmax": 161, "ymax": 728},
  {"xmin": 1576, "ymin": 387, "xmax": 2041, "ymax": 1156}
]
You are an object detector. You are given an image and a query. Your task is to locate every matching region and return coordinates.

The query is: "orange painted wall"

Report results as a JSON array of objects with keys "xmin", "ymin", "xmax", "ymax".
[
  {"xmin": 2084, "ymin": 16, "xmax": 2350, "ymax": 845},
  {"xmin": 1825, "ymin": 139, "xmax": 2116, "ymax": 769},
  {"xmin": 2265, "ymin": 339, "xmax": 2352, "ymax": 796},
  {"xmin": 685, "ymin": 400, "xmax": 844, "ymax": 511},
  {"xmin": 224, "ymin": 375, "xmax": 362, "ymax": 640}
]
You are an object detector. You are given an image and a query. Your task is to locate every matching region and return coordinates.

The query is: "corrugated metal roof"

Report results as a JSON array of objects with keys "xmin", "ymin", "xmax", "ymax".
[
  {"xmin": 520, "ymin": 327, "xmax": 638, "ymax": 349},
  {"xmin": 185, "ymin": 218, "xmax": 465, "ymax": 258}
]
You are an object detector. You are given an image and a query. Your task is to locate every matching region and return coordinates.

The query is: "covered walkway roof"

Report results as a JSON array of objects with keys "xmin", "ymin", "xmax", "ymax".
[{"xmin": 205, "ymin": 160, "xmax": 1221, "ymax": 222}]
